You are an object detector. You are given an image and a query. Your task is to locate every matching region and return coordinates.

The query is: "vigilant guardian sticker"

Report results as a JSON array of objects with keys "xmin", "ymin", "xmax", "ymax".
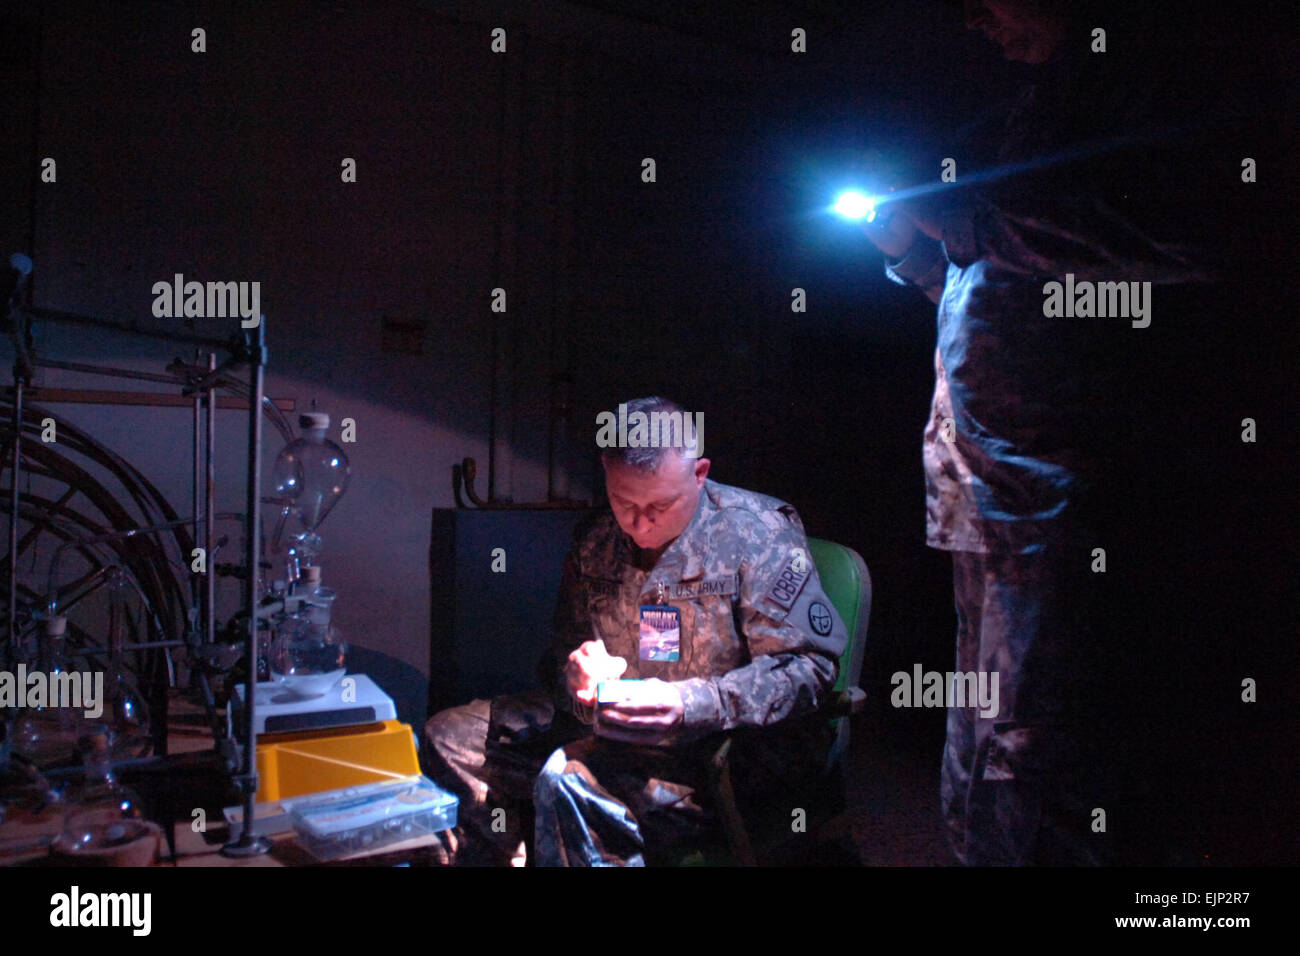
[{"xmin": 639, "ymin": 605, "xmax": 681, "ymax": 662}]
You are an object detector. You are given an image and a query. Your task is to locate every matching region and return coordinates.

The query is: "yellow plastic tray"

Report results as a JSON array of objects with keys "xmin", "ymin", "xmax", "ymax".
[{"xmin": 253, "ymin": 720, "xmax": 420, "ymax": 803}]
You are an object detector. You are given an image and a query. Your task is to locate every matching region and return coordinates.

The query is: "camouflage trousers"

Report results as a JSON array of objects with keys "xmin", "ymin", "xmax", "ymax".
[
  {"xmin": 423, "ymin": 689, "xmax": 719, "ymax": 866},
  {"xmin": 423, "ymin": 689, "xmax": 829, "ymax": 865},
  {"xmin": 940, "ymin": 544, "xmax": 1122, "ymax": 866}
]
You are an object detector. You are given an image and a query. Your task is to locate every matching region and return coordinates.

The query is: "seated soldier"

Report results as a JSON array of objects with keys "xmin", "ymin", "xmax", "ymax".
[{"xmin": 423, "ymin": 395, "xmax": 847, "ymax": 865}]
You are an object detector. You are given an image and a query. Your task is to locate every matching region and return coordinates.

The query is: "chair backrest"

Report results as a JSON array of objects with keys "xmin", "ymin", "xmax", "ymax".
[{"xmin": 806, "ymin": 537, "xmax": 872, "ymax": 769}]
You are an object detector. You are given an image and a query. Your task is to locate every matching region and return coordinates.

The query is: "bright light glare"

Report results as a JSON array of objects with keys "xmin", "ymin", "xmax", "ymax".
[{"xmin": 833, "ymin": 191, "xmax": 877, "ymax": 222}]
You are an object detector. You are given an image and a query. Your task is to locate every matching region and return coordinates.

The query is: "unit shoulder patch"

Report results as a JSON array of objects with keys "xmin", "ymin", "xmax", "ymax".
[
  {"xmin": 765, "ymin": 550, "xmax": 811, "ymax": 610},
  {"xmin": 808, "ymin": 601, "xmax": 834, "ymax": 636}
]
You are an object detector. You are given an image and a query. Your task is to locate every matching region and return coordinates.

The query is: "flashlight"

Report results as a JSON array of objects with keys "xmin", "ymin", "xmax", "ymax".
[{"xmin": 832, "ymin": 190, "xmax": 879, "ymax": 222}]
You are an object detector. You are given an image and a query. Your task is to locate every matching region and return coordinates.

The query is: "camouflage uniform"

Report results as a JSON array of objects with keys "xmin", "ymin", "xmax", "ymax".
[
  {"xmin": 423, "ymin": 479, "xmax": 847, "ymax": 866},
  {"xmin": 884, "ymin": 39, "xmax": 1218, "ymax": 865}
]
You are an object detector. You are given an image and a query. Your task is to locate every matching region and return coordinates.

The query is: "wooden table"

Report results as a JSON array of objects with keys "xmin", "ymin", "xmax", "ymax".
[{"xmin": 0, "ymin": 692, "xmax": 448, "ymax": 867}]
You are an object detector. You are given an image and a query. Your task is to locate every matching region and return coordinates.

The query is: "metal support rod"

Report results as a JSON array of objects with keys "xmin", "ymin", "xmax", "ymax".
[
  {"xmin": 23, "ymin": 305, "xmax": 231, "ymax": 351},
  {"xmin": 205, "ymin": 354, "xmax": 216, "ymax": 650},
  {"xmin": 196, "ymin": 669, "xmax": 221, "ymax": 741},
  {"xmin": 45, "ymin": 515, "xmax": 200, "ymax": 618},
  {"xmin": 191, "ymin": 352, "xmax": 202, "ymax": 649},
  {"xmin": 180, "ymin": 351, "xmax": 247, "ymax": 394},
  {"xmin": 32, "ymin": 357, "xmax": 200, "ymax": 387},
  {"xmin": 224, "ymin": 317, "xmax": 270, "ymax": 856},
  {"xmin": 5, "ymin": 378, "xmax": 24, "ymax": 673},
  {"xmin": 66, "ymin": 639, "xmax": 187, "ymax": 656},
  {"xmin": 13, "ymin": 357, "xmax": 293, "ymax": 444}
]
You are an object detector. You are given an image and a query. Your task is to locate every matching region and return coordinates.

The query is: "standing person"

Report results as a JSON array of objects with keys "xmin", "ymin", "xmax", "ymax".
[{"xmin": 861, "ymin": 0, "xmax": 1243, "ymax": 864}]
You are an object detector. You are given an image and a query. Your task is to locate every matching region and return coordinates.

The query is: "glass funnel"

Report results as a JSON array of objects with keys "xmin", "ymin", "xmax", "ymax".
[{"xmin": 272, "ymin": 412, "xmax": 351, "ymax": 536}]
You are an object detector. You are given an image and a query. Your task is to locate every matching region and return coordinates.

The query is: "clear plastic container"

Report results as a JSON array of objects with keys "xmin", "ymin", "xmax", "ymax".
[{"xmin": 283, "ymin": 775, "xmax": 458, "ymax": 860}]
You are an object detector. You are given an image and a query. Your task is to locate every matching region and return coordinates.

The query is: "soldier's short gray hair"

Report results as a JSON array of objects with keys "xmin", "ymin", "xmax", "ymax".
[{"xmin": 599, "ymin": 396, "xmax": 700, "ymax": 473}]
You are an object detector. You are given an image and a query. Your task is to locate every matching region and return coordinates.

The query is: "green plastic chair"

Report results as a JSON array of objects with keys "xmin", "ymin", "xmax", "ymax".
[
  {"xmin": 681, "ymin": 536, "xmax": 872, "ymax": 866},
  {"xmin": 809, "ymin": 536, "xmax": 871, "ymax": 769}
]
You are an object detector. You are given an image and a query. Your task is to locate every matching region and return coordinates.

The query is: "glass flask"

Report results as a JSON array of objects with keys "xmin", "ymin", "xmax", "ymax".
[
  {"xmin": 11, "ymin": 615, "xmax": 83, "ymax": 768},
  {"xmin": 101, "ymin": 566, "xmax": 151, "ymax": 758},
  {"xmin": 55, "ymin": 724, "xmax": 150, "ymax": 854},
  {"xmin": 272, "ymin": 412, "xmax": 351, "ymax": 537},
  {"xmin": 269, "ymin": 592, "xmax": 347, "ymax": 699}
]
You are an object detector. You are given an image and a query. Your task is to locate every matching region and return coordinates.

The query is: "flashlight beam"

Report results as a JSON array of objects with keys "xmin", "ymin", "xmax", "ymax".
[
  {"xmin": 863, "ymin": 125, "xmax": 1190, "ymax": 213},
  {"xmin": 832, "ymin": 191, "xmax": 877, "ymax": 221}
]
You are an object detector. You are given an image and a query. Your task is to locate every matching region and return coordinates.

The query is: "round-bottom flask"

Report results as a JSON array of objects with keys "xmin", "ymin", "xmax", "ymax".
[
  {"xmin": 269, "ymin": 591, "xmax": 347, "ymax": 698},
  {"xmin": 54, "ymin": 725, "xmax": 150, "ymax": 854}
]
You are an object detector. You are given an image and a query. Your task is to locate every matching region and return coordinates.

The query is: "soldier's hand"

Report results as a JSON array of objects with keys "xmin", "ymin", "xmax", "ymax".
[
  {"xmin": 861, "ymin": 202, "xmax": 921, "ymax": 259},
  {"xmin": 594, "ymin": 678, "xmax": 684, "ymax": 743},
  {"xmin": 566, "ymin": 639, "xmax": 629, "ymax": 705}
]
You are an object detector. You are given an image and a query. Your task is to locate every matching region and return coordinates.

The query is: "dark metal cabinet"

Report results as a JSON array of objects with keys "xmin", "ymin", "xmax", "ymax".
[{"xmin": 427, "ymin": 507, "xmax": 595, "ymax": 716}]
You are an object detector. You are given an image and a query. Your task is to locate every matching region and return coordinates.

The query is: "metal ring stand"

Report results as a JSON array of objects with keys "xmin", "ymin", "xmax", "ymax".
[{"xmin": 2, "ymin": 275, "xmax": 280, "ymax": 857}]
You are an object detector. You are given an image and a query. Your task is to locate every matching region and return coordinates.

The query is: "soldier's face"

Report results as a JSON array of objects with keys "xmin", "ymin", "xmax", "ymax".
[
  {"xmin": 964, "ymin": 0, "xmax": 1065, "ymax": 63},
  {"xmin": 604, "ymin": 453, "xmax": 710, "ymax": 551}
]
